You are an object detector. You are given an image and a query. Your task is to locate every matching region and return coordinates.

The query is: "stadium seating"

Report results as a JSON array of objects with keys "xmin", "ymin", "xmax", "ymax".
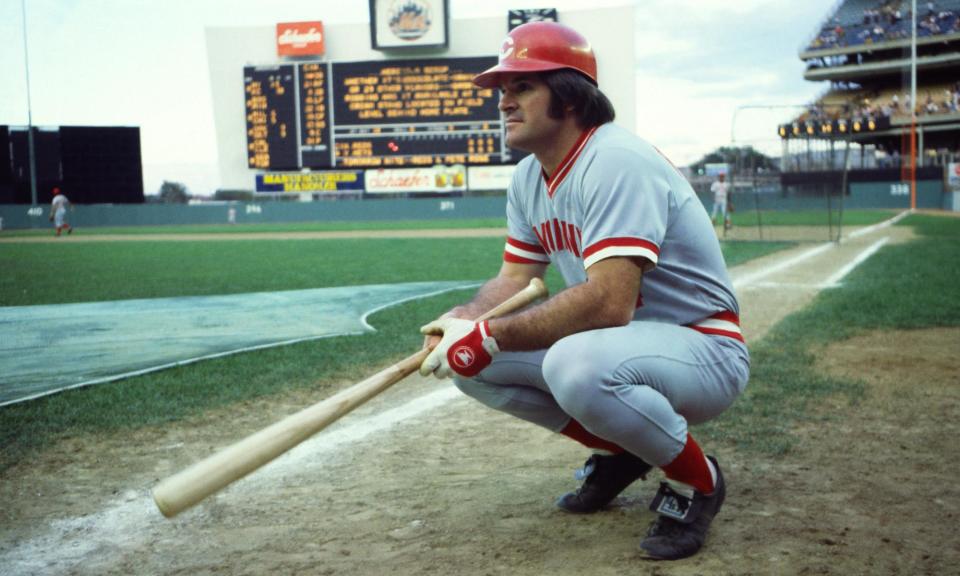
[
  {"xmin": 804, "ymin": 82, "xmax": 959, "ymax": 123},
  {"xmin": 807, "ymin": 0, "xmax": 960, "ymax": 51}
]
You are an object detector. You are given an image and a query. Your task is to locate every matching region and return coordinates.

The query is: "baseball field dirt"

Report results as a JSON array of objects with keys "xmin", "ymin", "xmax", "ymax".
[{"xmin": 2, "ymin": 223, "xmax": 958, "ymax": 575}]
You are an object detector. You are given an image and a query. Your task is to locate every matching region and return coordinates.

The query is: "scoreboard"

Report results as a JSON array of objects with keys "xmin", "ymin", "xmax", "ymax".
[
  {"xmin": 243, "ymin": 56, "xmax": 517, "ymax": 170},
  {"xmin": 244, "ymin": 66, "xmax": 298, "ymax": 169}
]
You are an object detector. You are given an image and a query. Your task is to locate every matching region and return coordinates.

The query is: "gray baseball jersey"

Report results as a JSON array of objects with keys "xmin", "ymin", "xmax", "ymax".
[
  {"xmin": 452, "ymin": 122, "xmax": 750, "ymax": 468},
  {"xmin": 502, "ymin": 123, "xmax": 742, "ymax": 342}
]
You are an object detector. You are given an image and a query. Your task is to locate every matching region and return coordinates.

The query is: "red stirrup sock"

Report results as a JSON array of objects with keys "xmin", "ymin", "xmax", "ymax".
[
  {"xmin": 560, "ymin": 419, "xmax": 624, "ymax": 454},
  {"xmin": 660, "ymin": 433, "xmax": 716, "ymax": 495}
]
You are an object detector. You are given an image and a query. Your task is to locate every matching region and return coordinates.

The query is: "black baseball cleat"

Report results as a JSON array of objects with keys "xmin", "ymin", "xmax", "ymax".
[
  {"xmin": 556, "ymin": 451, "xmax": 653, "ymax": 513},
  {"xmin": 640, "ymin": 455, "xmax": 726, "ymax": 560}
]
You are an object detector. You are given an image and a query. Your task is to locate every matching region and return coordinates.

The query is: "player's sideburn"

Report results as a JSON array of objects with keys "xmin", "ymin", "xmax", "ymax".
[{"xmin": 498, "ymin": 76, "xmax": 563, "ymax": 153}]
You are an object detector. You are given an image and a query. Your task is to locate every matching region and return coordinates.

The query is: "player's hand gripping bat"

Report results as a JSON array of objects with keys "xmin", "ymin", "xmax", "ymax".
[{"xmin": 152, "ymin": 277, "xmax": 548, "ymax": 518}]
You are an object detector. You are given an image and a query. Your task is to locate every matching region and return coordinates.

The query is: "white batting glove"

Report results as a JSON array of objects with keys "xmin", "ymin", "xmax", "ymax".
[{"xmin": 419, "ymin": 318, "xmax": 499, "ymax": 379}]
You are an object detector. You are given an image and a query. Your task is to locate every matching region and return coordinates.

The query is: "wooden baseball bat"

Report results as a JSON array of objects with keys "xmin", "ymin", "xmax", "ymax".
[{"xmin": 152, "ymin": 277, "xmax": 547, "ymax": 518}]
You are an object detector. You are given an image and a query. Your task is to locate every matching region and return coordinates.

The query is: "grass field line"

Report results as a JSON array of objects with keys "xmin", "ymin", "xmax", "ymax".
[
  {"xmin": 732, "ymin": 210, "xmax": 905, "ymax": 289},
  {"xmin": 731, "ymin": 242, "xmax": 834, "ymax": 288},
  {"xmin": 821, "ymin": 237, "xmax": 890, "ymax": 288},
  {"xmin": 846, "ymin": 209, "xmax": 910, "ymax": 238}
]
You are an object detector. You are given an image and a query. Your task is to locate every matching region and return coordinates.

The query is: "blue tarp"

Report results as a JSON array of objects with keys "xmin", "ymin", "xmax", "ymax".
[{"xmin": 0, "ymin": 281, "xmax": 476, "ymax": 406}]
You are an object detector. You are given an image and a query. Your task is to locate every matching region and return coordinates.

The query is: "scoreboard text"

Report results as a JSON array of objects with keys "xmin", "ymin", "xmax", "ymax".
[{"xmin": 243, "ymin": 56, "xmax": 514, "ymax": 170}]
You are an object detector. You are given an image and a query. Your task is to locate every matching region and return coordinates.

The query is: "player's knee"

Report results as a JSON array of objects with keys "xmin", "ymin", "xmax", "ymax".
[
  {"xmin": 452, "ymin": 375, "xmax": 513, "ymax": 411},
  {"xmin": 452, "ymin": 375, "xmax": 488, "ymax": 402},
  {"xmin": 542, "ymin": 337, "xmax": 607, "ymax": 417}
]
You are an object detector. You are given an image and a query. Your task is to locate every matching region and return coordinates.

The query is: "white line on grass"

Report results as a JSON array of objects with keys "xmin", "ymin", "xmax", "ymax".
[
  {"xmin": 732, "ymin": 242, "xmax": 835, "ymax": 288},
  {"xmin": 847, "ymin": 209, "xmax": 910, "ymax": 239},
  {"xmin": 732, "ymin": 210, "xmax": 906, "ymax": 289},
  {"xmin": 821, "ymin": 237, "xmax": 890, "ymax": 288}
]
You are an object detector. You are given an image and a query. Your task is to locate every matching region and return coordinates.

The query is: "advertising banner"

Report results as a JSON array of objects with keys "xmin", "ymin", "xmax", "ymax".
[
  {"xmin": 364, "ymin": 165, "xmax": 465, "ymax": 194},
  {"xmin": 256, "ymin": 171, "xmax": 364, "ymax": 193},
  {"xmin": 276, "ymin": 21, "xmax": 325, "ymax": 57},
  {"xmin": 467, "ymin": 165, "xmax": 516, "ymax": 191}
]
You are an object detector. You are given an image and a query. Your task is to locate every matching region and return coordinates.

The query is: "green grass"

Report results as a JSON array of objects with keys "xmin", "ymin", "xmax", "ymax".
[
  {"xmin": 699, "ymin": 213, "xmax": 960, "ymax": 454},
  {"xmin": 0, "ymin": 237, "xmax": 790, "ymax": 470},
  {"xmin": 1, "ymin": 238, "xmax": 505, "ymax": 306},
  {"xmin": 1, "ymin": 209, "xmax": 899, "ymax": 237},
  {"xmin": 5, "ymin": 209, "xmax": 950, "ymax": 472},
  {"xmin": 0, "ymin": 289, "xmax": 469, "ymax": 470},
  {"xmin": 730, "ymin": 208, "xmax": 898, "ymax": 227},
  {"xmin": 0, "ymin": 218, "xmax": 506, "ymax": 237},
  {"xmin": 1, "ymin": 237, "xmax": 791, "ymax": 307},
  {"xmin": 721, "ymin": 241, "xmax": 795, "ymax": 267}
]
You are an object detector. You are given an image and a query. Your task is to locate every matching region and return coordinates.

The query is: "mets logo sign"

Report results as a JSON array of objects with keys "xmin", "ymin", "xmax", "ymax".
[{"xmin": 388, "ymin": 0, "xmax": 433, "ymax": 41}]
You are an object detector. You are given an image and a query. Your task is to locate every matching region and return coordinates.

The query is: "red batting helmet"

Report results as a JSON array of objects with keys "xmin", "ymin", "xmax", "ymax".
[{"xmin": 473, "ymin": 22, "xmax": 598, "ymax": 88}]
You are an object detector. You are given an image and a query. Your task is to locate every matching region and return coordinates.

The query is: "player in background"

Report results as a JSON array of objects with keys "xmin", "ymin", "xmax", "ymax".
[
  {"xmin": 710, "ymin": 173, "xmax": 732, "ymax": 231},
  {"xmin": 49, "ymin": 187, "xmax": 73, "ymax": 236},
  {"xmin": 419, "ymin": 22, "xmax": 749, "ymax": 560}
]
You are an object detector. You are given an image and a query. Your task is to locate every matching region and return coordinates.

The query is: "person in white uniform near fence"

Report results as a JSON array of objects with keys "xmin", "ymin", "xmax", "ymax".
[
  {"xmin": 710, "ymin": 173, "xmax": 732, "ymax": 231},
  {"xmin": 49, "ymin": 187, "xmax": 73, "ymax": 236},
  {"xmin": 419, "ymin": 22, "xmax": 749, "ymax": 561}
]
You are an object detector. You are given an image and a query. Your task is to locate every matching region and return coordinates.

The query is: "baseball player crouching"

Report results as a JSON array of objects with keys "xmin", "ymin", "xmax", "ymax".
[{"xmin": 420, "ymin": 22, "xmax": 750, "ymax": 561}]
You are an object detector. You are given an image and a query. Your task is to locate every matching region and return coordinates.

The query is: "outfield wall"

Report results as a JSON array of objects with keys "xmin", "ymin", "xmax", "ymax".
[
  {"xmin": 0, "ymin": 197, "xmax": 509, "ymax": 230},
  {"xmin": 4, "ymin": 183, "xmax": 952, "ymax": 230}
]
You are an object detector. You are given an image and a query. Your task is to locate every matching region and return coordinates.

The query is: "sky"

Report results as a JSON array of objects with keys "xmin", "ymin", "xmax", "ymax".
[{"xmin": 0, "ymin": 0, "xmax": 838, "ymax": 195}]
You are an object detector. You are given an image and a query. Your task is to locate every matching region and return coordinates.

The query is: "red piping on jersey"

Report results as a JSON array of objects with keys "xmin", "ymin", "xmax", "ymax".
[
  {"xmin": 503, "ymin": 236, "xmax": 549, "ymax": 264},
  {"xmin": 687, "ymin": 311, "xmax": 744, "ymax": 343},
  {"xmin": 542, "ymin": 126, "xmax": 598, "ymax": 198},
  {"xmin": 582, "ymin": 237, "xmax": 660, "ymax": 260}
]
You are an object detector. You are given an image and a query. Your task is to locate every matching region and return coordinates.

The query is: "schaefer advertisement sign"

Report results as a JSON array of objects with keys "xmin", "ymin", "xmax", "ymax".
[
  {"xmin": 276, "ymin": 21, "xmax": 325, "ymax": 57},
  {"xmin": 256, "ymin": 171, "xmax": 364, "ymax": 193},
  {"xmin": 365, "ymin": 165, "xmax": 465, "ymax": 194}
]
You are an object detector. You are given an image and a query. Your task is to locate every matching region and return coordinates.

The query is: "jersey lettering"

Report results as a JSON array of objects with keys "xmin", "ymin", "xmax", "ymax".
[{"xmin": 533, "ymin": 218, "xmax": 583, "ymax": 257}]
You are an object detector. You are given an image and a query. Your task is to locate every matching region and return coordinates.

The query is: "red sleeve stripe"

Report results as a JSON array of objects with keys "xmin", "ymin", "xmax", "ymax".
[
  {"xmin": 504, "ymin": 241, "xmax": 550, "ymax": 264},
  {"xmin": 504, "ymin": 252, "xmax": 549, "ymax": 264},
  {"xmin": 506, "ymin": 237, "xmax": 546, "ymax": 254},
  {"xmin": 582, "ymin": 238, "xmax": 660, "ymax": 268}
]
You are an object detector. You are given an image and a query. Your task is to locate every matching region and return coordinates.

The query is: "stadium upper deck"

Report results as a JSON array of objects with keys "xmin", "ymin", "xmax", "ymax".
[
  {"xmin": 804, "ymin": 0, "xmax": 960, "ymax": 53},
  {"xmin": 781, "ymin": 0, "xmax": 960, "ymax": 172}
]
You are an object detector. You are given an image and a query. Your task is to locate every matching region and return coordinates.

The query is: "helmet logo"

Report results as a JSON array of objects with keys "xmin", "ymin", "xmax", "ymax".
[
  {"xmin": 451, "ymin": 346, "xmax": 475, "ymax": 369},
  {"xmin": 499, "ymin": 36, "xmax": 514, "ymax": 62}
]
